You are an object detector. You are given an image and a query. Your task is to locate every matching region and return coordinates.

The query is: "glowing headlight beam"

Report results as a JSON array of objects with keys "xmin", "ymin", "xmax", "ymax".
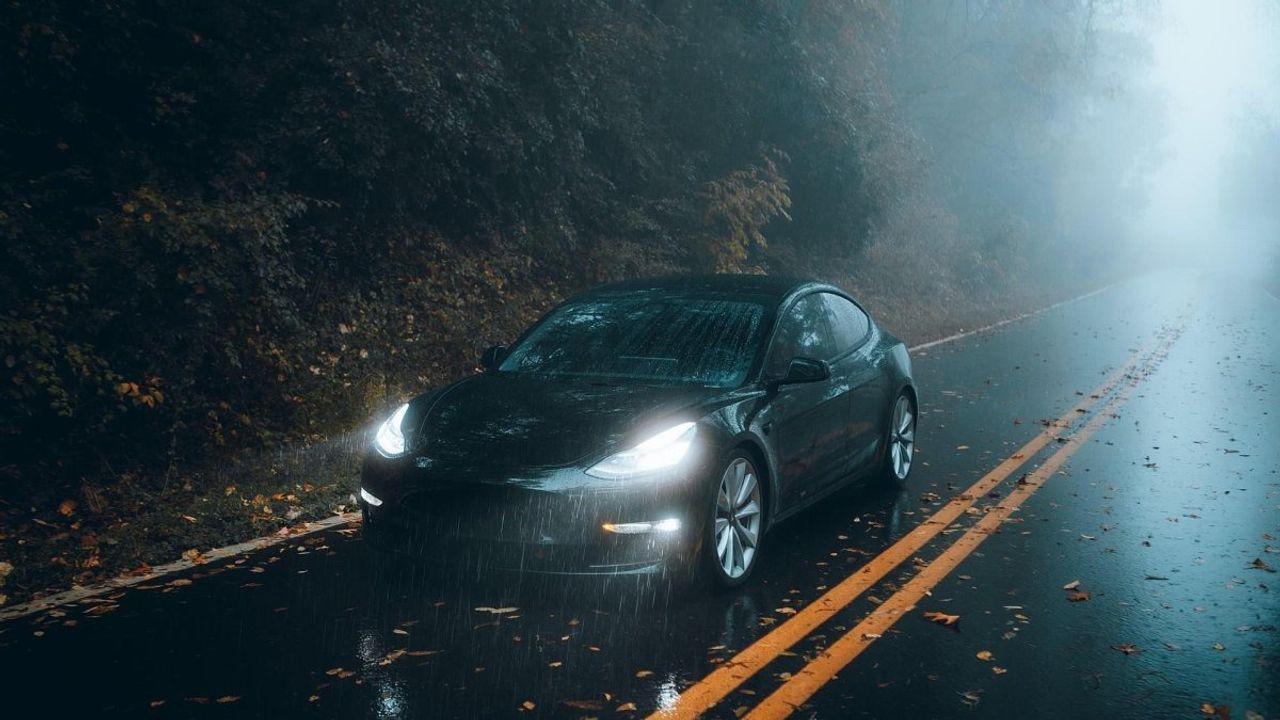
[
  {"xmin": 373, "ymin": 403, "xmax": 410, "ymax": 456},
  {"xmin": 586, "ymin": 422, "xmax": 697, "ymax": 479}
]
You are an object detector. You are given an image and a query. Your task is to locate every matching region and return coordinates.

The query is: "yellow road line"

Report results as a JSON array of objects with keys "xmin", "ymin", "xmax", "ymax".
[
  {"xmin": 742, "ymin": 334, "xmax": 1178, "ymax": 719},
  {"xmin": 648, "ymin": 345, "xmax": 1147, "ymax": 720}
]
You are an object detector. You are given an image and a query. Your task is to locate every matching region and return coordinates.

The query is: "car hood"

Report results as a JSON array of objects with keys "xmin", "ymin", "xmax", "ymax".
[{"xmin": 408, "ymin": 373, "xmax": 729, "ymax": 477}]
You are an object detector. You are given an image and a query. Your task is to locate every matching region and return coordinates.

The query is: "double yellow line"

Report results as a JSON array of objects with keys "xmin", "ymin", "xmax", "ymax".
[{"xmin": 651, "ymin": 332, "xmax": 1180, "ymax": 720}]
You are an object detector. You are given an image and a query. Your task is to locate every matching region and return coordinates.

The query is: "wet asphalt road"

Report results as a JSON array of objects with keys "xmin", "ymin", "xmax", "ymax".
[{"xmin": 1, "ymin": 271, "xmax": 1277, "ymax": 719}]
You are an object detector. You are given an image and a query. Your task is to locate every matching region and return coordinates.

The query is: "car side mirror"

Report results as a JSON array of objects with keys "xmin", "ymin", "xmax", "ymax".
[
  {"xmin": 775, "ymin": 357, "xmax": 830, "ymax": 386},
  {"xmin": 480, "ymin": 345, "xmax": 507, "ymax": 371}
]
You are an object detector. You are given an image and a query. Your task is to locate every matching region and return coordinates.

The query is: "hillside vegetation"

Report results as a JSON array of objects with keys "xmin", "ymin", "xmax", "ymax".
[{"xmin": 0, "ymin": 1, "xmax": 1158, "ymax": 597}]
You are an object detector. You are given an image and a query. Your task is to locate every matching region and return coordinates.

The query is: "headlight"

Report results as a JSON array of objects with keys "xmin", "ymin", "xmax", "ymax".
[
  {"xmin": 373, "ymin": 403, "xmax": 410, "ymax": 456},
  {"xmin": 586, "ymin": 422, "xmax": 697, "ymax": 479}
]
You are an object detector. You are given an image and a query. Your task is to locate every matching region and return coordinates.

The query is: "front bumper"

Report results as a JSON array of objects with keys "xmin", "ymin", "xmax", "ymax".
[{"xmin": 358, "ymin": 452, "xmax": 710, "ymax": 576}]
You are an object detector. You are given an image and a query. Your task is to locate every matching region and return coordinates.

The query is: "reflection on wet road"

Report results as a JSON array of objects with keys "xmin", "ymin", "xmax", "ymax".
[{"xmin": 1, "ymin": 272, "xmax": 1277, "ymax": 719}]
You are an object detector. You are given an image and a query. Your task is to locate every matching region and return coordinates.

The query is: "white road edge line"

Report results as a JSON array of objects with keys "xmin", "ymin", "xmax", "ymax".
[
  {"xmin": 0, "ymin": 512, "xmax": 360, "ymax": 622},
  {"xmin": 907, "ymin": 282, "xmax": 1115, "ymax": 353},
  {"xmin": 0, "ymin": 282, "xmax": 1120, "ymax": 623}
]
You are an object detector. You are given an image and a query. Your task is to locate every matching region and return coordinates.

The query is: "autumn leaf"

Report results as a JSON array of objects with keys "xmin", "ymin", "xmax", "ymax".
[
  {"xmin": 992, "ymin": 666, "xmax": 1007, "ymax": 675},
  {"xmin": 923, "ymin": 611, "xmax": 960, "ymax": 626},
  {"xmin": 1200, "ymin": 703, "xmax": 1231, "ymax": 719},
  {"xmin": 215, "ymin": 696, "xmax": 240, "ymax": 704},
  {"xmin": 181, "ymin": 548, "xmax": 207, "ymax": 565},
  {"xmin": 775, "ymin": 607, "xmax": 797, "ymax": 615},
  {"xmin": 635, "ymin": 670, "xmax": 654, "ymax": 678},
  {"xmin": 1112, "ymin": 643, "xmax": 1139, "ymax": 655},
  {"xmin": 520, "ymin": 700, "xmax": 535, "ymax": 711},
  {"xmin": 561, "ymin": 700, "xmax": 603, "ymax": 710},
  {"xmin": 1248, "ymin": 558, "xmax": 1275, "ymax": 572},
  {"xmin": 1212, "ymin": 642, "xmax": 1225, "ymax": 651},
  {"xmin": 1062, "ymin": 579, "xmax": 1081, "ymax": 590},
  {"xmin": 616, "ymin": 702, "xmax": 638, "ymax": 712},
  {"xmin": 1066, "ymin": 590, "xmax": 1091, "ymax": 602},
  {"xmin": 58, "ymin": 499, "xmax": 77, "ymax": 516},
  {"xmin": 473, "ymin": 606, "xmax": 518, "ymax": 614},
  {"xmin": 976, "ymin": 650, "xmax": 993, "ymax": 661}
]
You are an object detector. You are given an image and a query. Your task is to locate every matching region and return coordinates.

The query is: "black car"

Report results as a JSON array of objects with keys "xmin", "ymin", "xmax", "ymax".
[{"xmin": 359, "ymin": 275, "xmax": 916, "ymax": 587}]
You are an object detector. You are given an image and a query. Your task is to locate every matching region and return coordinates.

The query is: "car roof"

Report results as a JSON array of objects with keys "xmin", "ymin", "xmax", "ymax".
[{"xmin": 577, "ymin": 274, "xmax": 828, "ymax": 304}]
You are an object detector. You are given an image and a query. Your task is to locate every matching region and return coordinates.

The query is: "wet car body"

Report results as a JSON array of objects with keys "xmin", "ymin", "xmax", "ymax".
[{"xmin": 360, "ymin": 275, "xmax": 915, "ymax": 580}]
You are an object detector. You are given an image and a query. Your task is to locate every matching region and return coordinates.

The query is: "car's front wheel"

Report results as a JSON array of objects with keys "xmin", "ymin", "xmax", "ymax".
[{"xmin": 702, "ymin": 453, "xmax": 765, "ymax": 588}]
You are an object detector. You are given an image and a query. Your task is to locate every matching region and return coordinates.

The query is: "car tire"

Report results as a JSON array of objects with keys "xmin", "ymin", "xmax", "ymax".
[
  {"xmin": 701, "ymin": 452, "xmax": 766, "ymax": 589},
  {"xmin": 882, "ymin": 390, "xmax": 916, "ymax": 484}
]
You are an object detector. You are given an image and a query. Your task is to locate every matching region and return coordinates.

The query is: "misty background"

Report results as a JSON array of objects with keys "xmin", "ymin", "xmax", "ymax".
[{"xmin": 1, "ymin": 0, "xmax": 1278, "ymax": 587}]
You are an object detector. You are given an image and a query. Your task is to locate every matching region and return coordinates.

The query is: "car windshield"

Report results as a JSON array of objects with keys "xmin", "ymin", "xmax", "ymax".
[{"xmin": 499, "ymin": 294, "xmax": 767, "ymax": 387}]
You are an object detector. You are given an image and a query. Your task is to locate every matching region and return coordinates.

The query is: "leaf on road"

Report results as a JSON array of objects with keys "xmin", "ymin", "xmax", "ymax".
[
  {"xmin": 561, "ymin": 700, "xmax": 603, "ymax": 710},
  {"xmin": 635, "ymin": 670, "xmax": 654, "ymax": 678},
  {"xmin": 181, "ymin": 548, "xmax": 207, "ymax": 565},
  {"xmin": 775, "ymin": 607, "xmax": 797, "ymax": 615},
  {"xmin": 992, "ymin": 666, "xmax": 1008, "ymax": 675},
  {"xmin": 1066, "ymin": 590, "xmax": 1092, "ymax": 602},
  {"xmin": 1200, "ymin": 703, "xmax": 1231, "ymax": 719},
  {"xmin": 1112, "ymin": 643, "xmax": 1140, "ymax": 655},
  {"xmin": 58, "ymin": 499, "xmax": 76, "ymax": 516},
  {"xmin": 923, "ymin": 611, "xmax": 960, "ymax": 626},
  {"xmin": 1213, "ymin": 642, "xmax": 1225, "ymax": 651},
  {"xmin": 215, "ymin": 696, "xmax": 240, "ymax": 704},
  {"xmin": 1249, "ymin": 558, "xmax": 1275, "ymax": 572},
  {"xmin": 473, "ymin": 606, "xmax": 518, "ymax": 614},
  {"xmin": 617, "ymin": 702, "xmax": 638, "ymax": 712},
  {"xmin": 520, "ymin": 700, "xmax": 535, "ymax": 711},
  {"xmin": 378, "ymin": 650, "xmax": 407, "ymax": 666},
  {"xmin": 976, "ymin": 650, "xmax": 993, "ymax": 661},
  {"xmin": 406, "ymin": 650, "xmax": 440, "ymax": 657},
  {"xmin": 548, "ymin": 661, "xmax": 563, "ymax": 668},
  {"xmin": 1062, "ymin": 579, "xmax": 1081, "ymax": 590},
  {"xmin": 958, "ymin": 690, "xmax": 983, "ymax": 707}
]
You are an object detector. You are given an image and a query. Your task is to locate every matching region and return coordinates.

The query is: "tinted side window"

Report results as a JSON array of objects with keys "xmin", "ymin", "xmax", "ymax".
[
  {"xmin": 823, "ymin": 293, "xmax": 870, "ymax": 354},
  {"xmin": 767, "ymin": 294, "xmax": 839, "ymax": 374}
]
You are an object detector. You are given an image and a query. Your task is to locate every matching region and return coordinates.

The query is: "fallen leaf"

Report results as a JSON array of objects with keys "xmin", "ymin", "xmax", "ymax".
[
  {"xmin": 992, "ymin": 666, "xmax": 1007, "ymax": 675},
  {"xmin": 1249, "ymin": 558, "xmax": 1275, "ymax": 572},
  {"xmin": 149, "ymin": 700, "xmax": 165, "ymax": 708},
  {"xmin": 923, "ymin": 611, "xmax": 960, "ymax": 626},
  {"xmin": 548, "ymin": 661, "xmax": 563, "ymax": 668},
  {"xmin": 1213, "ymin": 642, "xmax": 1225, "ymax": 651},
  {"xmin": 561, "ymin": 700, "xmax": 603, "ymax": 710},
  {"xmin": 635, "ymin": 670, "xmax": 654, "ymax": 678},
  {"xmin": 1066, "ymin": 590, "xmax": 1092, "ymax": 602},
  {"xmin": 216, "ymin": 696, "xmax": 240, "ymax": 704},
  {"xmin": 1112, "ymin": 643, "xmax": 1139, "ymax": 655},
  {"xmin": 473, "ymin": 606, "xmax": 518, "ymax": 614},
  {"xmin": 59, "ymin": 499, "xmax": 76, "ymax": 516},
  {"xmin": 617, "ymin": 702, "xmax": 638, "ymax": 712},
  {"xmin": 775, "ymin": 607, "xmax": 797, "ymax": 615},
  {"xmin": 1062, "ymin": 579, "xmax": 1081, "ymax": 590},
  {"xmin": 181, "ymin": 549, "xmax": 207, "ymax": 565},
  {"xmin": 521, "ymin": 700, "xmax": 535, "ymax": 711},
  {"xmin": 976, "ymin": 650, "xmax": 993, "ymax": 661}
]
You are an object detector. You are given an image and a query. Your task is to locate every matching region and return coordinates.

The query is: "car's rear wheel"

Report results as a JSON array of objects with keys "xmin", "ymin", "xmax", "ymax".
[
  {"xmin": 883, "ymin": 391, "xmax": 916, "ymax": 483},
  {"xmin": 702, "ymin": 453, "xmax": 765, "ymax": 588}
]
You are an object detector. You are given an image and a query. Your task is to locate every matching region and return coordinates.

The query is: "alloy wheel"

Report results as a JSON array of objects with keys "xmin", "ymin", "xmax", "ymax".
[
  {"xmin": 714, "ymin": 457, "xmax": 763, "ymax": 579},
  {"xmin": 889, "ymin": 394, "xmax": 916, "ymax": 481}
]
